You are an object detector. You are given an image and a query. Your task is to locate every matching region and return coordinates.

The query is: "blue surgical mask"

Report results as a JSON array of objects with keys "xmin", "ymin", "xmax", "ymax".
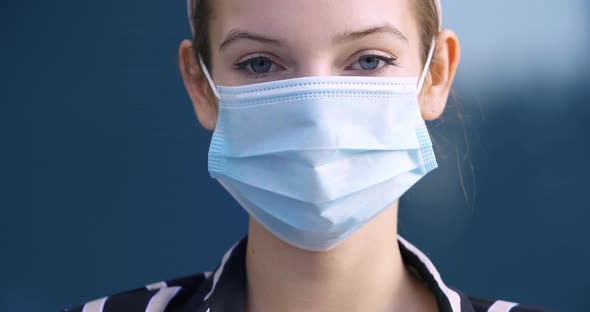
[{"xmin": 200, "ymin": 39, "xmax": 437, "ymax": 251}]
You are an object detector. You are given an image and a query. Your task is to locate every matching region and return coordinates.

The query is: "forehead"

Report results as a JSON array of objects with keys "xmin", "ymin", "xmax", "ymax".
[{"xmin": 208, "ymin": 0, "xmax": 419, "ymax": 49}]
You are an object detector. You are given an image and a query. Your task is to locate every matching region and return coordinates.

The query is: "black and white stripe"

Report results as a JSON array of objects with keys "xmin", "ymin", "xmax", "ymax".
[{"xmin": 64, "ymin": 235, "xmax": 551, "ymax": 312}]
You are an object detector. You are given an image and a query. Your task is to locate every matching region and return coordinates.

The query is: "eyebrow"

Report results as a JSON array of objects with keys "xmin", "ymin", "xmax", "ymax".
[
  {"xmin": 219, "ymin": 29, "xmax": 282, "ymax": 52},
  {"xmin": 332, "ymin": 24, "xmax": 408, "ymax": 45},
  {"xmin": 218, "ymin": 24, "xmax": 408, "ymax": 52}
]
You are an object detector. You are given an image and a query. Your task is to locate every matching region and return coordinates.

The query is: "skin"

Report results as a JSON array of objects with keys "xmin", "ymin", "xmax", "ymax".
[{"xmin": 178, "ymin": 0, "xmax": 460, "ymax": 311}]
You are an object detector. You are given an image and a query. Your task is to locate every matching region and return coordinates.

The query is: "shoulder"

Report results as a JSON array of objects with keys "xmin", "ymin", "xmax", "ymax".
[
  {"xmin": 460, "ymin": 292, "xmax": 555, "ymax": 312},
  {"xmin": 63, "ymin": 271, "xmax": 213, "ymax": 312},
  {"xmin": 397, "ymin": 236, "xmax": 552, "ymax": 312}
]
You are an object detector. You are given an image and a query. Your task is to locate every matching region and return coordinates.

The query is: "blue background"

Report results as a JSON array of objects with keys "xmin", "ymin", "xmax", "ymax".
[{"xmin": 2, "ymin": 0, "xmax": 589, "ymax": 311}]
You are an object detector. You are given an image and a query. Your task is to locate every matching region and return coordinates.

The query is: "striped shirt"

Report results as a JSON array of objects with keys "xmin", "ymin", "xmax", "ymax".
[{"xmin": 64, "ymin": 235, "xmax": 551, "ymax": 312}]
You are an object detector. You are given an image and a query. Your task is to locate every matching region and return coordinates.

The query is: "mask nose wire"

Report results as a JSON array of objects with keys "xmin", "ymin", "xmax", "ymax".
[
  {"xmin": 198, "ymin": 54, "xmax": 221, "ymax": 99},
  {"xmin": 416, "ymin": 37, "xmax": 436, "ymax": 94}
]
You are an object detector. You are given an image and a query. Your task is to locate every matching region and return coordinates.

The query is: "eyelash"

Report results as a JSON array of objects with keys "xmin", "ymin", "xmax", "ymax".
[
  {"xmin": 232, "ymin": 53, "xmax": 398, "ymax": 78},
  {"xmin": 233, "ymin": 56, "xmax": 282, "ymax": 79},
  {"xmin": 352, "ymin": 55, "xmax": 398, "ymax": 76}
]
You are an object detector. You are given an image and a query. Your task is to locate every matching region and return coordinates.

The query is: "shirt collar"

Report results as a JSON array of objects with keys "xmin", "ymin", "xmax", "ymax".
[{"xmin": 200, "ymin": 235, "xmax": 468, "ymax": 312}]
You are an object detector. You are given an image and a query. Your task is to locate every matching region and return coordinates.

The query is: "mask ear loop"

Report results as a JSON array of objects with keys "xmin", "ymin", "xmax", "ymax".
[
  {"xmin": 197, "ymin": 54, "xmax": 221, "ymax": 99},
  {"xmin": 416, "ymin": 37, "xmax": 436, "ymax": 94}
]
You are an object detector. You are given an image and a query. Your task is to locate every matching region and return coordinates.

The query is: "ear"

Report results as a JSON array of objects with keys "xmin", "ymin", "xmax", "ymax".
[
  {"xmin": 178, "ymin": 39, "xmax": 218, "ymax": 131},
  {"xmin": 419, "ymin": 29, "xmax": 461, "ymax": 121}
]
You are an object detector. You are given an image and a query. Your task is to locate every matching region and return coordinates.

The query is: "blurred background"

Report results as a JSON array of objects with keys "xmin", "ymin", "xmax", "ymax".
[{"xmin": 2, "ymin": 0, "xmax": 589, "ymax": 311}]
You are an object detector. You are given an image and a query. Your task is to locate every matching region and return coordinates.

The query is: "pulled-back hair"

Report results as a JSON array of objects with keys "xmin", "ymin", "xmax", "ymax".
[{"xmin": 188, "ymin": 0, "xmax": 440, "ymax": 71}]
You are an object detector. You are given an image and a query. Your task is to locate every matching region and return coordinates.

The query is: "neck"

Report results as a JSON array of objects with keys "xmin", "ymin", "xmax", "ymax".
[{"xmin": 244, "ymin": 201, "xmax": 437, "ymax": 312}]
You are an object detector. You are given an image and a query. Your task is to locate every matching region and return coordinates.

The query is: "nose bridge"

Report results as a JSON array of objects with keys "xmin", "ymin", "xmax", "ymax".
[{"xmin": 293, "ymin": 51, "xmax": 337, "ymax": 78}]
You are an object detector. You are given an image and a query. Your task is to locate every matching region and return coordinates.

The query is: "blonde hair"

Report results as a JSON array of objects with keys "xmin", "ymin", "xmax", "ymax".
[{"xmin": 188, "ymin": 0, "xmax": 440, "ymax": 69}]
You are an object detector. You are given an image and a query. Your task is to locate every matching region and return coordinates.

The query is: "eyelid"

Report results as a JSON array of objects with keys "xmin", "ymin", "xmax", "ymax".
[
  {"xmin": 347, "ymin": 50, "xmax": 397, "ymax": 64},
  {"xmin": 234, "ymin": 56, "xmax": 264, "ymax": 69},
  {"xmin": 232, "ymin": 53, "xmax": 287, "ymax": 79},
  {"xmin": 234, "ymin": 53, "xmax": 282, "ymax": 67},
  {"xmin": 344, "ymin": 50, "xmax": 398, "ymax": 72}
]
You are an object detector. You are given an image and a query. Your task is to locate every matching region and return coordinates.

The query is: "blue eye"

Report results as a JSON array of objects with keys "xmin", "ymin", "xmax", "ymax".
[
  {"xmin": 235, "ymin": 56, "xmax": 274, "ymax": 73},
  {"xmin": 250, "ymin": 57, "xmax": 272, "ymax": 73},
  {"xmin": 349, "ymin": 54, "xmax": 397, "ymax": 72},
  {"xmin": 359, "ymin": 55, "xmax": 381, "ymax": 70}
]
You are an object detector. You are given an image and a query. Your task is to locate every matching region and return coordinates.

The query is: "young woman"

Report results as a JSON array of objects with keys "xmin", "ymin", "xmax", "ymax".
[{"xmin": 65, "ymin": 0, "xmax": 550, "ymax": 311}]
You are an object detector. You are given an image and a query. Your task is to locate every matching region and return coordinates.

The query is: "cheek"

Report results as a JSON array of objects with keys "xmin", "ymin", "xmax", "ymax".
[
  {"xmin": 210, "ymin": 66, "xmax": 244, "ymax": 87},
  {"xmin": 394, "ymin": 44, "xmax": 427, "ymax": 78}
]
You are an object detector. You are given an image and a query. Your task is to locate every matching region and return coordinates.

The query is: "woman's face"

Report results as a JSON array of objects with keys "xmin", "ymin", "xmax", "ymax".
[{"xmin": 207, "ymin": 0, "xmax": 425, "ymax": 87}]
